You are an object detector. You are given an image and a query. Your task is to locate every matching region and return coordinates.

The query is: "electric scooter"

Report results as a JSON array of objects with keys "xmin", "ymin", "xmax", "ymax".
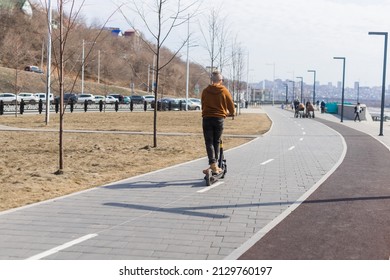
[{"xmin": 204, "ymin": 139, "xmax": 227, "ymax": 186}]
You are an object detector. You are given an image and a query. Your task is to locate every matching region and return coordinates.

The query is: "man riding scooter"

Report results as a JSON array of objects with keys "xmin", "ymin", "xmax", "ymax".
[{"xmin": 201, "ymin": 71, "xmax": 235, "ymax": 175}]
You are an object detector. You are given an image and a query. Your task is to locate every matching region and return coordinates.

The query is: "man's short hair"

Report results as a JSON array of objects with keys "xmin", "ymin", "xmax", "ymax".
[{"xmin": 211, "ymin": 71, "xmax": 223, "ymax": 83}]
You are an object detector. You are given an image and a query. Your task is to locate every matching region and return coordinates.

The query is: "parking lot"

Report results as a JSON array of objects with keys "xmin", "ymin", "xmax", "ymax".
[{"xmin": 0, "ymin": 96, "xmax": 205, "ymax": 115}]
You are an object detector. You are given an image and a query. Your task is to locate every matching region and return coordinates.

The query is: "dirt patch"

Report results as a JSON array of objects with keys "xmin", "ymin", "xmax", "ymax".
[{"xmin": 0, "ymin": 110, "xmax": 271, "ymax": 211}]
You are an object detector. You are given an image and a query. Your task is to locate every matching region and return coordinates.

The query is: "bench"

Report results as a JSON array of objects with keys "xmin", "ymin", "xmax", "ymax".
[{"xmin": 371, "ymin": 114, "xmax": 388, "ymax": 121}]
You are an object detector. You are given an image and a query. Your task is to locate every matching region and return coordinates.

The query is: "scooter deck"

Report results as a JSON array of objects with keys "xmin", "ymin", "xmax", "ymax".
[{"xmin": 205, "ymin": 169, "xmax": 225, "ymax": 186}]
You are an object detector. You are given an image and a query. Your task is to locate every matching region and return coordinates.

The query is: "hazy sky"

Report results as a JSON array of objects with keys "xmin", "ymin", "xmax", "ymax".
[{"xmin": 36, "ymin": 0, "xmax": 390, "ymax": 87}]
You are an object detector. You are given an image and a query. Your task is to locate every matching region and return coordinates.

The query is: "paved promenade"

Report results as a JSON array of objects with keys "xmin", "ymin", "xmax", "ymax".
[
  {"xmin": 0, "ymin": 106, "xmax": 389, "ymax": 260},
  {"xmin": 240, "ymin": 107, "xmax": 390, "ymax": 260}
]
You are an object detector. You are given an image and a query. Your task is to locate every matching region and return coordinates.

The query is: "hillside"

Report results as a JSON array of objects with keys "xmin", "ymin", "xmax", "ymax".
[
  {"xmin": 0, "ymin": 4, "xmax": 209, "ymax": 98},
  {"xmin": 0, "ymin": 66, "xmax": 137, "ymax": 96}
]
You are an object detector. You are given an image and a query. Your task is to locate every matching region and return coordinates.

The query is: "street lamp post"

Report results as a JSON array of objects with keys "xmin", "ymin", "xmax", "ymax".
[
  {"xmin": 287, "ymin": 79, "xmax": 295, "ymax": 101},
  {"xmin": 45, "ymin": 0, "xmax": 52, "ymax": 125},
  {"xmin": 185, "ymin": 14, "xmax": 190, "ymax": 111},
  {"xmin": 97, "ymin": 50, "xmax": 101, "ymax": 84},
  {"xmin": 296, "ymin": 76, "xmax": 303, "ymax": 102},
  {"xmin": 356, "ymin": 82, "xmax": 360, "ymax": 103},
  {"xmin": 246, "ymin": 53, "xmax": 252, "ymax": 104},
  {"xmin": 284, "ymin": 83, "xmax": 288, "ymax": 104},
  {"xmin": 368, "ymin": 31, "xmax": 388, "ymax": 136},
  {"xmin": 308, "ymin": 70, "xmax": 316, "ymax": 104},
  {"xmin": 266, "ymin": 63, "xmax": 275, "ymax": 105},
  {"xmin": 333, "ymin": 57, "xmax": 346, "ymax": 122},
  {"xmin": 287, "ymin": 71, "xmax": 295, "ymax": 99},
  {"xmin": 81, "ymin": 40, "xmax": 96, "ymax": 95},
  {"xmin": 82, "ymin": 39, "xmax": 85, "ymax": 95}
]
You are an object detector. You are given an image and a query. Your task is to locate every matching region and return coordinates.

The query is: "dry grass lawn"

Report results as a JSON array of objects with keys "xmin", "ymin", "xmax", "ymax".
[{"xmin": 0, "ymin": 110, "xmax": 271, "ymax": 211}]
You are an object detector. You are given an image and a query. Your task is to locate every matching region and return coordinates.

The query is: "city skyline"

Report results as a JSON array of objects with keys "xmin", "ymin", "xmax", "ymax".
[{"xmin": 249, "ymin": 77, "xmax": 389, "ymax": 107}]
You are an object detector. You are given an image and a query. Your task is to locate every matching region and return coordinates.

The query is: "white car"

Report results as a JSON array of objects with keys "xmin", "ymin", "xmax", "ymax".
[
  {"xmin": 77, "ymin": 93, "xmax": 95, "ymax": 104},
  {"xmin": 143, "ymin": 95, "xmax": 155, "ymax": 103},
  {"xmin": 0, "ymin": 93, "xmax": 22, "ymax": 104},
  {"xmin": 19, "ymin": 92, "xmax": 39, "ymax": 104},
  {"xmin": 34, "ymin": 93, "xmax": 54, "ymax": 103},
  {"xmin": 95, "ymin": 95, "xmax": 118, "ymax": 104}
]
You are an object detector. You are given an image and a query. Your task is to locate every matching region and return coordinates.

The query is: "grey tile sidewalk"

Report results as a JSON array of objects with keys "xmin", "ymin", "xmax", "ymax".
[{"xmin": 0, "ymin": 106, "xmax": 345, "ymax": 260}]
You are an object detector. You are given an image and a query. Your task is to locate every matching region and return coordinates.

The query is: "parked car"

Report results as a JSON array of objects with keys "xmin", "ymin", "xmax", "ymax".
[
  {"xmin": 77, "ymin": 93, "xmax": 95, "ymax": 104},
  {"xmin": 94, "ymin": 95, "xmax": 118, "ymax": 104},
  {"xmin": 178, "ymin": 99, "xmax": 201, "ymax": 110},
  {"xmin": 94, "ymin": 95, "xmax": 104, "ymax": 103},
  {"xmin": 18, "ymin": 92, "xmax": 39, "ymax": 104},
  {"xmin": 130, "ymin": 95, "xmax": 145, "ymax": 104},
  {"xmin": 123, "ymin": 96, "xmax": 131, "ymax": 104},
  {"xmin": 34, "ymin": 93, "xmax": 54, "ymax": 104},
  {"xmin": 143, "ymin": 95, "xmax": 155, "ymax": 103},
  {"xmin": 24, "ymin": 65, "xmax": 44, "ymax": 74},
  {"xmin": 0, "ymin": 93, "xmax": 22, "ymax": 104},
  {"xmin": 108, "ymin": 93, "xmax": 125, "ymax": 103},
  {"xmin": 151, "ymin": 98, "xmax": 180, "ymax": 111},
  {"xmin": 189, "ymin": 98, "xmax": 201, "ymax": 104},
  {"xmin": 54, "ymin": 93, "xmax": 78, "ymax": 104},
  {"xmin": 106, "ymin": 95, "xmax": 119, "ymax": 104}
]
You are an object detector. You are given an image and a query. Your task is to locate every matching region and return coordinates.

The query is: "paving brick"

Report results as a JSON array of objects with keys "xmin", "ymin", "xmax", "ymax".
[{"xmin": 0, "ymin": 107, "xmax": 346, "ymax": 260}]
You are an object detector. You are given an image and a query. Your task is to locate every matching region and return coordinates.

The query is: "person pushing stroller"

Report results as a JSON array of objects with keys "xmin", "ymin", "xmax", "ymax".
[
  {"xmin": 306, "ymin": 101, "xmax": 315, "ymax": 118},
  {"xmin": 294, "ymin": 99, "xmax": 305, "ymax": 118}
]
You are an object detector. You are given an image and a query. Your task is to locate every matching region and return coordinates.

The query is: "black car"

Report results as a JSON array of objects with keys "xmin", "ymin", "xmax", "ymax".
[
  {"xmin": 151, "ymin": 98, "xmax": 180, "ymax": 111},
  {"xmin": 54, "ymin": 93, "xmax": 78, "ymax": 104},
  {"xmin": 130, "ymin": 95, "xmax": 145, "ymax": 104}
]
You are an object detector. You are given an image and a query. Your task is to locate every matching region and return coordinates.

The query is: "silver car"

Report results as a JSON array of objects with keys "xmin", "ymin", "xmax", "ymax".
[{"xmin": 77, "ymin": 93, "xmax": 95, "ymax": 104}]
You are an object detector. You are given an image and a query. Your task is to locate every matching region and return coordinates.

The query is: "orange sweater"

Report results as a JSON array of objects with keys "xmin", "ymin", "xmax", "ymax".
[{"xmin": 201, "ymin": 84, "xmax": 235, "ymax": 118}]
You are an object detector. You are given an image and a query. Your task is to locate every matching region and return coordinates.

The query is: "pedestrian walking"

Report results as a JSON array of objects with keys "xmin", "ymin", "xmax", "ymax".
[
  {"xmin": 320, "ymin": 100, "xmax": 326, "ymax": 114},
  {"xmin": 354, "ymin": 102, "xmax": 361, "ymax": 122}
]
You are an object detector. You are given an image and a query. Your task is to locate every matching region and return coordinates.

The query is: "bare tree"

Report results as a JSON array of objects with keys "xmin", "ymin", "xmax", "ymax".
[
  {"xmin": 216, "ymin": 18, "xmax": 230, "ymax": 75},
  {"xmin": 200, "ymin": 7, "xmax": 230, "ymax": 76},
  {"xmin": 201, "ymin": 8, "xmax": 218, "ymax": 73},
  {"xmin": 230, "ymin": 36, "xmax": 245, "ymax": 115},
  {"xmin": 120, "ymin": 0, "xmax": 200, "ymax": 147},
  {"xmin": 42, "ymin": 0, "xmax": 121, "ymax": 174},
  {"xmin": 1, "ymin": 32, "xmax": 30, "ymax": 116}
]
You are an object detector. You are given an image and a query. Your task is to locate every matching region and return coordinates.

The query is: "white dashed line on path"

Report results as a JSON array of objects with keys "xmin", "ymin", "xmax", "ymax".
[
  {"xmin": 197, "ymin": 182, "xmax": 224, "ymax": 193},
  {"xmin": 261, "ymin": 159, "xmax": 274, "ymax": 165},
  {"xmin": 26, "ymin": 234, "xmax": 98, "ymax": 260}
]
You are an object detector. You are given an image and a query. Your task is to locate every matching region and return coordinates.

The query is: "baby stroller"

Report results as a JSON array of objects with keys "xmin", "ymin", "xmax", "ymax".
[
  {"xmin": 306, "ymin": 102, "xmax": 315, "ymax": 118},
  {"xmin": 294, "ymin": 103, "xmax": 305, "ymax": 118}
]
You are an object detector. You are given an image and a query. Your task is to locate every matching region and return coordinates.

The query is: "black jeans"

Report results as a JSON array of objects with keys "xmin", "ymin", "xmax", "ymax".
[
  {"xmin": 202, "ymin": 117, "xmax": 224, "ymax": 165},
  {"xmin": 354, "ymin": 112, "xmax": 361, "ymax": 121}
]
